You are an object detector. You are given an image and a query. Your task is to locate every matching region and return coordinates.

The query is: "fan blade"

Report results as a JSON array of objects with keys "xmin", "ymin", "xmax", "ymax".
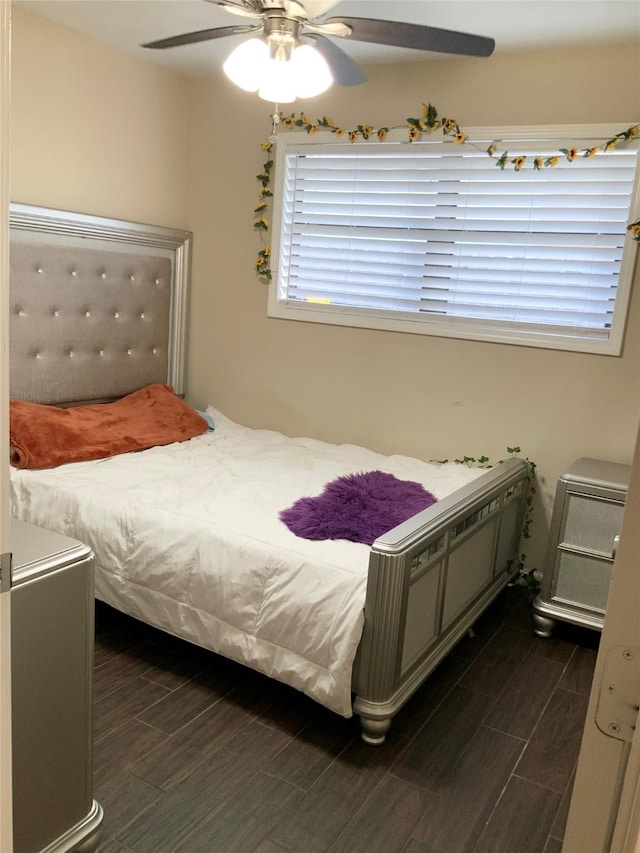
[
  {"xmin": 142, "ymin": 24, "xmax": 260, "ymax": 50},
  {"xmin": 306, "ymin": 34, "xmax": 366, "ymax": 86},
  {"xmin": 325, "ymin": 16, "xmax": 495, "ymax": 58},
  {"xmin": 278, "ymin": 0, "xmax": 307, "ymax": 16},
  {"xmin": 210, "ymin": 0, "xmax": 264, "ymax": 19},
  {"xmin": 304, "ymin": 0, "xmax": 342, "ymax": 17}
]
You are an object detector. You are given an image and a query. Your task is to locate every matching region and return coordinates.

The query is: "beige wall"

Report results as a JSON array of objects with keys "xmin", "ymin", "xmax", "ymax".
[
  {"xmin": 186, "ymin": 43, "xmax": 640, "ymax": 568},
  {"xmin": 9, "ymin": 6, "xmax": 190, "ymax": 228},
  {"xmin": 8, "ymin": 6, "xmax": 640, "ymax": 570}
]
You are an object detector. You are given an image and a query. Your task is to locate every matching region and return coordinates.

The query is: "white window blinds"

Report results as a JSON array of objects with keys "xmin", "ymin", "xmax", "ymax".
[{"xmin": 270, "ymin": 129, "xmax": 639, "ymax": 354}]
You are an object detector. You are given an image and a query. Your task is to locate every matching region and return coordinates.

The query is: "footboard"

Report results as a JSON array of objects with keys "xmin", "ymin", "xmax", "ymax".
[{"xmin": 352, "ymin": 457, "xmax": 530, "ymax": 744}]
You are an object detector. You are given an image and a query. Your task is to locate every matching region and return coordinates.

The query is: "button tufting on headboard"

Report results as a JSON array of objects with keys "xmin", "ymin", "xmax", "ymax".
[
  {"xmin": 10, "ymin": 241, "xmax": 172, "ymax": 404},
  {"xmin": 9, "ymin": 203, "xmax": 192, "ymax": 405}
]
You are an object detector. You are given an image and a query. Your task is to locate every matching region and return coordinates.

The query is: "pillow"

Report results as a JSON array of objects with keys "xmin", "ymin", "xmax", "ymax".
[
  {"xmin": 194, "ymin": 409, "xmax": 215, "ymax": 431},
  {"xmin": 10, "ymin": 383, "xmax": 208, "ymax": 470}
]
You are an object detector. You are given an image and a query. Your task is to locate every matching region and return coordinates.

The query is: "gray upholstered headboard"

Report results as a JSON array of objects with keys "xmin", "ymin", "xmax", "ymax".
[{"xmin": 9, "ymin": 204, "xmax": 192, "ymax": 405}]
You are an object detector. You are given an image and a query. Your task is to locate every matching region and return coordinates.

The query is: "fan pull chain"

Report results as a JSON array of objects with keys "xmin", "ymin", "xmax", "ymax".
[{"xmin": 269, "ymin": 110, "xmax": 281, "ymax": 144}]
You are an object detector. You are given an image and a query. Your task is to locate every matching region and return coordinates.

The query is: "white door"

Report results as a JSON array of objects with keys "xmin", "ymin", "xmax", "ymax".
[
  {"xmin": 563, "ymin": 424, "xmax": 640, "ymax": 852},
  {"xmin": 0, "ymin": 0, "xmax": 13, "ymax": 848}
]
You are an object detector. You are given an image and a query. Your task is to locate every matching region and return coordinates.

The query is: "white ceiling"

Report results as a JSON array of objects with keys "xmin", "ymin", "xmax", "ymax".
[{"xmin": 12, "ymin": 0, "xmax": 640, "ymax": 77}]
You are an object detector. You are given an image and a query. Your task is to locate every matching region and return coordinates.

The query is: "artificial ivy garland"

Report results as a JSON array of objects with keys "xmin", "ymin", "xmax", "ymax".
[
  {"xmin": 254, "ymin": 102, "xmax": 640, "ymax": 280},
  {"xmin": 429, "ymin": 447, "xmax": 539, "ymax": 591}
]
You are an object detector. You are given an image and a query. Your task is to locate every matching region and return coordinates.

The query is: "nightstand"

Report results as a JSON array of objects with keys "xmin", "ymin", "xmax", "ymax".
[{"xmin": 533, "ymin": 458, "xmax": 630, "ymax": 637}]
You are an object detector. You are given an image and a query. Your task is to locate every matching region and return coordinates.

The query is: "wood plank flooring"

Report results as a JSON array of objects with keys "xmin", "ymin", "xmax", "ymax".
[{"xmin": 92, "ymin": 586, "xmax": 598, "ymax": 853}]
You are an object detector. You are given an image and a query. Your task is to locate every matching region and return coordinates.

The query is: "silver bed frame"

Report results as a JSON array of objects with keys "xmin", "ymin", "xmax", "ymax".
[{"xmin": 9, "ymin": 203, "xmax": 530, "ymax": 745}]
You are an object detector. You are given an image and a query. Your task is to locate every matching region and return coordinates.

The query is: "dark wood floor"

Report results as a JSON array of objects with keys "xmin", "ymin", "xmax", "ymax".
[{"xmin": 92, "ymin": 586, "xmax": 599, "ymax": 853}]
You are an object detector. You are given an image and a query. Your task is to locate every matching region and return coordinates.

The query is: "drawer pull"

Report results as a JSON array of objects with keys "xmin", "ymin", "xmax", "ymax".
[{"xmin": 612, "ymin": 534, "xmax": 620, "ymax": 560}]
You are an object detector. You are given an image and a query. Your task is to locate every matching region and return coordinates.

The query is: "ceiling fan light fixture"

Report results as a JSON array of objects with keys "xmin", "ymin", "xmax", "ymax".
[
  {"xmin": 223, "ymin": 14, "xmax": 333, "ymax": 102},
  {"xmin": 222, "ymin": 37, "xmax": 268, "ymax": 91}
]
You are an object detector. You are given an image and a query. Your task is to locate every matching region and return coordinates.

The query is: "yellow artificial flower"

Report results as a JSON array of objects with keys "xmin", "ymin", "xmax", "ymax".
[
  {"xmin": 566, "ymin": 148, "xmax": 578, "ymax": 161},
  {"xmin": 282, "ymin": 116, "xmax": 295, "ymax": 129},
  {"xmin": 547, "ymin": 156, "xmax": 559, "ymax": 167},
  {"xmin": 628, "ymin": 222, "xmax": 640, "ymax": 240},
  {"xmin": 261, "ymin": 141, "xmax": 272, "ymax": 151},
  {"xmin": 262, "ymin": 245, "xmax": 271, "ymax": 257},
  {"xmin": 585, "ymin": 147, "xmax": 599, "ymax": 158},
  {"xmin": 308, "ymin": 124, "xmax": 318, "ymax": 134},
  {"xmin": 419, "ymin": 119, "xmax": 428, "ymax": 132},
  {"xmin": 487, "ymin": 143, "xmax": 497, "ymax": 156},
  {"xmin": 377, "ymin": 128, "xmax": 388, "ymax": 141},
  {"xmin": 300, "ymin": 113, "xmax": 310, "ymax": 124},
  {"xmin": 334, "ymin": 127, "xmax": 345, "ymax": 137},
  {"xmin": 628, "ymin": 125, "xmax": 639, "ymax": 139},
  {"xmin": 533, "ymin": 157, "xmax": 543, "ymax": 170},
  {"xmin": 605, "ymin": 138, "xmax": 618, "ymax": 151},
  {"xmin": 324, "ymin": 117, "xmax": 335, "ymax": 127},
  {"xmin": 408, "ymin": 125, "xmax": 420, "ymax": 141},
  {"xmin": 513, "ymin": 155, "xmax": 526, "ymax": 171},
  {"xmin": 454, "ymin": 132, "xmax": 467, "ymax": 144},
  {"xmin": 348, "ymin": 130, "xmax": 358, "ymax": 142},
  {"xmin": 361, "ymin": 125, "xmax": 373, "ymax": 139}
]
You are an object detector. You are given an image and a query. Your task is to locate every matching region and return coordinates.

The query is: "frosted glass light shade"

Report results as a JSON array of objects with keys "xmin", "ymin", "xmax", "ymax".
[
  {"xmin": 258, "ymin": 57, "xmax": 297, "ymax": 103},
  {"xmin": 290, "ymin": 45, "xmax": 333, "ymax": 98},
  {"xmin": 223, "ymin": 39, "xmax": 268, "ymax": 92}
]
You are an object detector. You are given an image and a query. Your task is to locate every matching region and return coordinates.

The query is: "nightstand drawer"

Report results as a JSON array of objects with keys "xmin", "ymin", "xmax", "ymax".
[
  {"xmin": 562, "ymin": 493, "xmax": 624, "ymax": 556},
  {"xmin": 553, "ymin": 550, "xmax": 613, "ymax": 614}
]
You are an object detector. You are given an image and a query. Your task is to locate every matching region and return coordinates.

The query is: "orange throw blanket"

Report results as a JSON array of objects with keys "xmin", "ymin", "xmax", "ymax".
[{"xmin": 10, "ymin": 383, "xmax": 208, "ymax": 470}]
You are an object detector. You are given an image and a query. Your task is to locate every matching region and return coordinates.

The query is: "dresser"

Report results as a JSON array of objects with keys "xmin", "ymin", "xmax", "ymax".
[
  {"xmin": 533, "ymin": 458, "xmax": 630, "ymax": 637},
  {"xmin": 11, "ymin": 519, "xmax": 103, "ymax": 852}
]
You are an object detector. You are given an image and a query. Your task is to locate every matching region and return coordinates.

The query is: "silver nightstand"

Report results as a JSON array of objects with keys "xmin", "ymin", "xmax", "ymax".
[{"xmin": 533, "ymin": 458, "xmax": 630, "ymax": 637}]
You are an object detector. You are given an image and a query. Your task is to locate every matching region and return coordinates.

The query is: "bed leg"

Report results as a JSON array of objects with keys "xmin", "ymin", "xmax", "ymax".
[{"xmin": 359, "ymin": 715, "xmax": 392, "ymax": 746}]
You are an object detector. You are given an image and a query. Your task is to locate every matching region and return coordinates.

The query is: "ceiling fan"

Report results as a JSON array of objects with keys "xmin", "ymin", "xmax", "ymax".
[{"xmin": 141, "ymin": 0, "xmax": 495, "ymax": 102}]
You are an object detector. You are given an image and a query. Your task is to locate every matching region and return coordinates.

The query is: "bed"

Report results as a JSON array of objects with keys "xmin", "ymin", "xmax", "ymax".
[{"xmin": 8, "ymin": 203, "xmax": 531, "ymax": 745}]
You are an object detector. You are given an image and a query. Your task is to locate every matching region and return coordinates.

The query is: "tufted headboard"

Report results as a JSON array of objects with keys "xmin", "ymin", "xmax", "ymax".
[{"xmin": 9, "ymin": 204, "xmax": 192, "ymax": 405}]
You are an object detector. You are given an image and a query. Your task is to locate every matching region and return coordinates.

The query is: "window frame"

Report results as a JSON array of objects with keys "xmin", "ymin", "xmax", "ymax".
[{"xmin": 267, "ymin": 123, "xmax": 640, "ymax": 355}]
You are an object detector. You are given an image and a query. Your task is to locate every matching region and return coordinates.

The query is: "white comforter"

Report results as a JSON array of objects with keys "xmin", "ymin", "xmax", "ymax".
[{"xmin": 10, "ymin": 407, "xmax": 484, "ymax": 716}]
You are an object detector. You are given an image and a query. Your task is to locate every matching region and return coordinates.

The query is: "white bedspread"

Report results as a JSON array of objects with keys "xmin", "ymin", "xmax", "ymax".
[{"xmin": 10, "ymin": 407, "xmax": 484, "ymax": 716}]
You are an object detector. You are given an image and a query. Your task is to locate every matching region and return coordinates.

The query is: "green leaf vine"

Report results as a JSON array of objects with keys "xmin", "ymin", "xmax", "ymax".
[
  {"xmin": 431, "ymin": 447, "xmax": 540, "ymax": 593},
  {"xmin": 254, "ymin": 102, "xmax": 640, "ymax": 281}
]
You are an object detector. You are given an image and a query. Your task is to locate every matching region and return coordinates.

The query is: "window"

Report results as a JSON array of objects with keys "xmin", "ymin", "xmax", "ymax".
[{"xmin": 268, "ymin": 125, "xmax": 639, "ymax": 354}]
